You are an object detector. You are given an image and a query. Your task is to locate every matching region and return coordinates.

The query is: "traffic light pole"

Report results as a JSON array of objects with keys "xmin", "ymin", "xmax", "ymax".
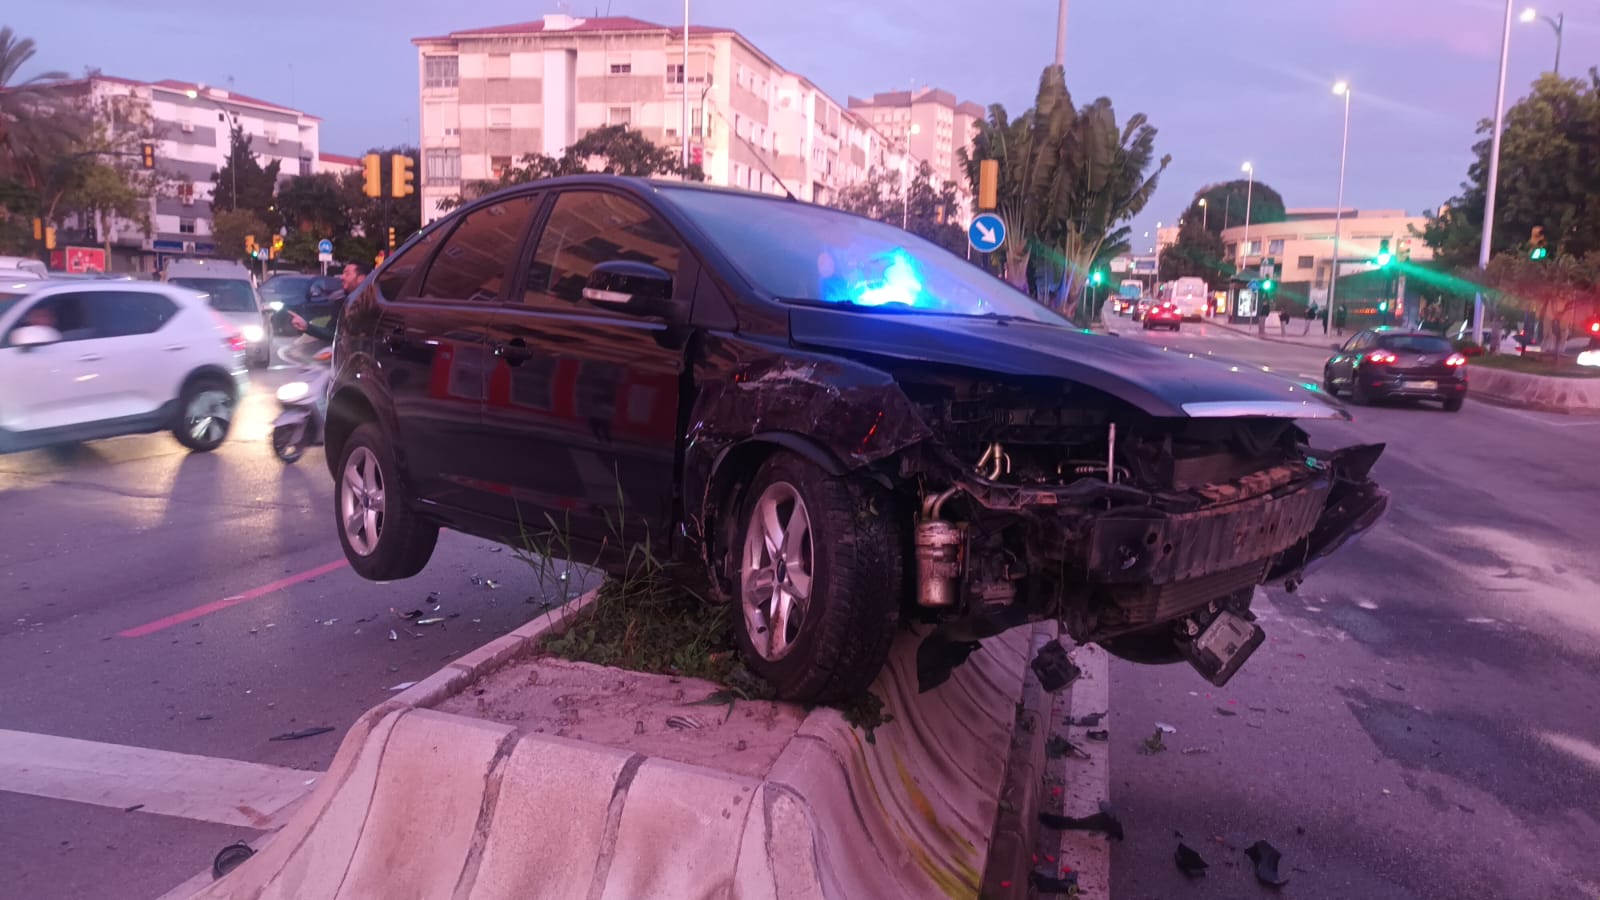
[{"xmin": 1475, "ymin": 0, "xmax": 1516, "ymax": 346}]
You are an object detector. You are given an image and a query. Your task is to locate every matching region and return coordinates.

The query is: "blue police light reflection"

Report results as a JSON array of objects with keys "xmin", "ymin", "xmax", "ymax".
[{"xmin": 841, "ymin": 249, "xmax": 929, "ymax": 308}]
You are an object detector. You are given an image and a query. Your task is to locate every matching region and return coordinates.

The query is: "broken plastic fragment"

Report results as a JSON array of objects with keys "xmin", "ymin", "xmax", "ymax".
[
  {"xmin": 1245, "ymin": 839, "xmax": 1289, "ymax": 886},
  {"xmin": 212, "ymin": 842, "xmax": 256, "ymax": 880},
  {"xmin": 389, "ymin": 681, "xmax": 418, "ymax": 691},
  {"xmin": 269, "ymin": 726, "xmax": 335, "ymax": 742},
  {"xmin": 388, "ymin": 630, "xmax": 398, "ymax": 641},
  {"xmin": 1215, "ymin": 707, "xmax": 1238, "ymax": 717},
  {"xmin": 415, "ymin": 617, "xmax": 446, "ymax": 626},
  {"xmin": 1029, "ymin": 869, "xmax": 1078, "ymax": 894},
  {"xmin": 1039, "ymin": 801, "xmax": 1124, "ymax": 840},
  {"xmin": 1070, "ymin": 712, "xmax": 1106, "ymax": 727},
  {"xmin": 1086, "ymin": 729, "xmax": 1109, "ymax": 742},
  {"xmin": 1175, "ymin": 842, "xmax": 1209, "ymax": 877},
  {"xmin": 1155, "ymin": 722, "xmax": 1177, "ymax": 733},
  {"xmin": 665, "ymin": 715, "xmax": 705, "ymax": 730},
  {"xmin": 1031, "ymin": 641, "xmax": 1081, "ymax": 693}
]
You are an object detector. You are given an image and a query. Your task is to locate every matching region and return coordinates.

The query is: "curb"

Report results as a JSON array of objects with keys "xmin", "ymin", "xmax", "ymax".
[
  {"xmin": 1465, "ymin": 366, "xmax": 1600, "ymax": 416},
  {"xmin": 179, "ymin": 588, "xmax": 1072, "ymax": 900},
  {"xmin": 1045, "ymin": 643, "xmax": 1112, "ymax": 897}
]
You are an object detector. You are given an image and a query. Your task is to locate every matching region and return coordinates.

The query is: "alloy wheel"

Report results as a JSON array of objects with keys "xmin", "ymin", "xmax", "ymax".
[
  {"xmin": 340, "ymin": 447, "xmax": 386, "ymax": 557},
  {"xmin": 740, "ymin": 481, "xmax": 814, "ymax": 661}
]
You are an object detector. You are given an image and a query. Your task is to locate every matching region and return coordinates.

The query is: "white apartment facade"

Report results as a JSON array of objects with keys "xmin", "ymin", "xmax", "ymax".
[
  {"xmin": 847, "ymin": 87, "xmax": 984, "ymax": 193},
  {"xmin": 411, "ymin": 14, "xmax": 923, "ymax": 223},
  {"xmin": 47, "ymin": 75, "xmax": 324, "ymax": 271}
]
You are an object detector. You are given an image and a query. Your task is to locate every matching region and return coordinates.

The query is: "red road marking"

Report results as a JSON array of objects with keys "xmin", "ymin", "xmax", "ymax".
[{"xmin": 118, "ymin": 560, "xmax": 349, "ymax": 638}]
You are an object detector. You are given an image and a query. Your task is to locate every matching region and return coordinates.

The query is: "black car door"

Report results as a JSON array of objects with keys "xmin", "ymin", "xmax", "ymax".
[
  {"xmin": 1331, "ymin": 331, "xmax": 1371, "ymax": 386},
  {"xmin": 481, "ymin": 188, "xmax": 690, "ymax": 556},
  {"xmin": 376, "ymin": 194, "xmax": 540, "ymax": 523}
]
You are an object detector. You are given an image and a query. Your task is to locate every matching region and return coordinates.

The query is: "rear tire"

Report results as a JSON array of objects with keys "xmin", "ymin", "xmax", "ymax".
[
  {"xmin": 334, "ymin": 422, "xmax": 438, "ymax": 581},
  {"xmin": 173, "ymin": 377, "xmax": 235, "ymax": 452},
  {"xmin": 1443, "ymin": 396, "xmax": 1464, "ymax": 412},
  {"xmin": 1323, "ymin": 368, "xmax": 1339, "ymax": 397},
  {"xmin": 732, "ymin": 452, "xmax": 903, "ymax": 704}
]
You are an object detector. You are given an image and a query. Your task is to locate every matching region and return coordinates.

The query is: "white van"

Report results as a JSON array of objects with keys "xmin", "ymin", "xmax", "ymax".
[
  {"xmin": 0, "ymin": 256, "xmax": 49, "ymax": 281},
  {"xmin": 1168, "ymin": 277, "xmax": 1208, "ymax": 319}
]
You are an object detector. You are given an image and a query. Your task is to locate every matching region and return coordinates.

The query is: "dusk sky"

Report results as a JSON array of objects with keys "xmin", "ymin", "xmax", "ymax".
[{"xmin": 12, "ymin": 0, "xmax": 1597, "ymax": 246}]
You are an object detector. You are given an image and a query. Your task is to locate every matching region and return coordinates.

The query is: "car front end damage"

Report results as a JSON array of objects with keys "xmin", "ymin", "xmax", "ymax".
[{"xmin": 893, "ymin": 376, "xmax": 1388, "ymax": 691}]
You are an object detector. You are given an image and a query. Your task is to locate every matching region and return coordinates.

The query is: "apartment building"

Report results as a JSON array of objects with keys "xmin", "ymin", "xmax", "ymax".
[
  {"xmin": 1221, "ymin": 208, "xmax": 1434, "ymax": 304},
  {"xmin": 45, "ymin": 74, "xmax": 324, "ymax": 271},
  {"xmin": 846, "ymin": 87, "xmax": 984, "ymax": 191},
  {"xmin": 411, "ymin": 14, "xmax": 916, "ymax": 222},
  {"xmin": 317, "ymin": 152, "xmax": 364, "ymax": 178}
]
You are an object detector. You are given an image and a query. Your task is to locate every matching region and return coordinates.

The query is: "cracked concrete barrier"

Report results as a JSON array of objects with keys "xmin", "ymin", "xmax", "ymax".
[{"xmin": 188, "ymin": 594, "xmax": 1067, "ymax": 900}]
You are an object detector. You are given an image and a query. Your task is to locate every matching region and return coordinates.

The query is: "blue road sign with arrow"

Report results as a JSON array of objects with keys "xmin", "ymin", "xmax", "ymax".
[
  {"xmin": 317, "ymin": 239, "xmax": 334, "ymax": 255},
  {"xmin": 968, "ymin": 213, "xmax": 1006, "ymax": 253}
]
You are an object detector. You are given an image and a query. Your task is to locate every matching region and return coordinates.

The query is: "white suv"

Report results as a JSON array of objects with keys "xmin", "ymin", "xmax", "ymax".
[{"xmin": 0, "ymin": 280, "xmax": 249, "ymax": 454}]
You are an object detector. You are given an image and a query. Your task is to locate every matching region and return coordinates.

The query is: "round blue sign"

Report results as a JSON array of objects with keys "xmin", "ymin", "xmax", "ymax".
[
  {"xmin": 968, "ymin": 213, "xmax": 1006, "ymax": 253},
  {"xmin": 317, "ymin": 239, "xmax": 334, "ymax": 254}
]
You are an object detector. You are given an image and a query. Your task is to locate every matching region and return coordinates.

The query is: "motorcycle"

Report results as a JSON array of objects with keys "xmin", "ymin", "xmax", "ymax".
[{"xmin": 271, "ymin": 335, "xmax": 332, "ymax": 463}]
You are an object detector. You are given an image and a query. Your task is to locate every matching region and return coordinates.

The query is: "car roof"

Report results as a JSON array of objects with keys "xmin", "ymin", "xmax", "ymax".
[{"xmin": 8, "ymin": 279, "xmax": 202, "ymax": 300}]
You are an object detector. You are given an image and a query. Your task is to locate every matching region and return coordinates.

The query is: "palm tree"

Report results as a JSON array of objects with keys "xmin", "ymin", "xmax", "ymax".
[{"xmin": 0, "ymin": 27, "xmax": 72, "ymax": 186}]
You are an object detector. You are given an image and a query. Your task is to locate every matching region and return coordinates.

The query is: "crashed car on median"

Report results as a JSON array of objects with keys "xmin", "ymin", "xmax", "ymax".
[{"xmin": 324, "ymin": 176, "xmax": 1388, "ymax": 703}]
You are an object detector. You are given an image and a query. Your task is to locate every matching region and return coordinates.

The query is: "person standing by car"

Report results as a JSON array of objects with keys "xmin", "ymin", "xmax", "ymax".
[
  {"xmin": 287, "ymin": 264, "xmax": 364, "ymax": 344},
  {"xmin": 1335, "ymin": 304, "xmax": 1349, "ymax": 336}
]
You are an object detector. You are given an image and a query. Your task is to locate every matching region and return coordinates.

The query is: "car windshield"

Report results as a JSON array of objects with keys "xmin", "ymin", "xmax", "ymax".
[
  {"xmin": 260, "ymin": 276, "xmax": 313, "ymax": 302},
  {"xmin": 1377, "ymin": 334, "xmax": 1453, "ymax": 354},
  {"xmin": 170, "ymin": 277, "xmax": 258, "ymax": 312},
  {"xmin": 660, "ymin": 187, "xmax": 1065, "ymax": 325}
]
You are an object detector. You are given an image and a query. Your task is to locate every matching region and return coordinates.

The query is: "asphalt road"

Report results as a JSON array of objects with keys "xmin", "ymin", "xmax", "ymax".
[
  {"xmin": 1104, "ymin": 316, "xmax": 1600, "ymax": 900},
  {"xmin": 0, "ymin": 362, "xmax": 588, "ymax": 900}
]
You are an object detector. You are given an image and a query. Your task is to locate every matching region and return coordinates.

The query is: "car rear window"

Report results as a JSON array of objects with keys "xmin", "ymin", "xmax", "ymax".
[
  {"xmin": 1377, "ymin": 334, "xmax": 1453, "ymax": 354},
  {"xmin": 169, "ymin": 277, "xmax": 258, "ymax": 312}
]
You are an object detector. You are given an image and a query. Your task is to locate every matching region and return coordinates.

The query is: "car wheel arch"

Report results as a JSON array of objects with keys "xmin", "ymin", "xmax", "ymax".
[
  {"xmin": 325, "ymin": 385, "xmax": 383, "ymax": 478},
  {"xmin": 178, "ymin": 365, "xmax": 239, "ymax": 405}
]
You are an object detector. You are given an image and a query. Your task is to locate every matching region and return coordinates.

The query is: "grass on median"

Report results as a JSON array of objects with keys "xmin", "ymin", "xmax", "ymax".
[{"xmin": 1472, "ymin": 353, "xmax": 1600, "ymax": 378}]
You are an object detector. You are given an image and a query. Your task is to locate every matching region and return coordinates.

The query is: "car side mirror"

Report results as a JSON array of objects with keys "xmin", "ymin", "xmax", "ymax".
[
  {"xmin": 10, "ymin": 324, "xmax": 62, "ymax": 349},
  {"xmin": 581, "ymin": 260, "xmax": 679, "ymax": 318}
]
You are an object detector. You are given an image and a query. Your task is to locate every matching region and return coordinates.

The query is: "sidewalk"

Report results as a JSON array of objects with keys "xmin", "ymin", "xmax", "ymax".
[{"xmin": 1208, "ymin": 317, "xmax": 1345, "ymax": 348}]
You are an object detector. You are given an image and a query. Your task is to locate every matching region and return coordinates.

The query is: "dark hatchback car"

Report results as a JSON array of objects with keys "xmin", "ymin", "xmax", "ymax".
[
  {"xmin": 324, "ymin": 176, "xmax": 1388, "ymax": 703},
  {"xmin": 262, "ymin": 274, "xmax": 343, "ymax": 335},
  {"xmin": 1323, "ymin": 329, "xmax": 1468, "ymax": 410}
]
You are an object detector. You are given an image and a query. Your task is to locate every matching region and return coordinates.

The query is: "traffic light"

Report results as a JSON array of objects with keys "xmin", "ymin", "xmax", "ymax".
[
  {"xmin": 391, "ymin": 153, "xmax": 414, "ymax": 198},
  {"xmin": 1090, "ymin": 269, "xmax": 1104, "ymax": 286},
  {"xmin": 1530, "ymin": 226, "xmax": 1548, "ymax": 260},
  {"xmin": 1262, "ymin": 278, "xmax": 1275, "ymax": 292},
  {"xmin": 1376, "ymin": 238, "xmax": 1392, "ymax": 267},
  {"xmin": 1378, "ymin": 300, "xmax": 1389, "ymax": 313},
  {"xmin": 140, "ymin": 142, "xmax": 155, "ymax": 169},
  {"xmin": 270, "ymin": 234, "xmax": 283, "ymax": 258},
  {"xmin": 245, "ymin": 234, "xmax": 258, "ymax": 257},
  {"xmin": 387, "ymin": 227, "xmax": 397, "ymax": 249},
  {"xmin": 977, "ymin": 159, "xmax": 999, "ymax": 211},
  {"xmin": 44, "ymin": 227, "xmax": 56, "ymax": 250},
  {"xmin": 31, "ymin": 218, "xmax": 42, "ymax": 241},
  {"xmin": 362, "ymin": 153, "xmax": 382, "ymax": 199},
  {"xmin": 1398, "ymin": 238, "xmax": 1412, "ymax": 263}
]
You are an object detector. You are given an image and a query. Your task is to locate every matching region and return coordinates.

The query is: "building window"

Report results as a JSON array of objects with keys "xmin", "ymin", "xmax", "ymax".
[
  {"xmin": 178, "ymin": 218, "xmax": 196, "ymax": 234},
  {"xmin": 608, "ymin": 106, "xmax": 631, "ymax": 127},
  {"xmin": 424, "ymin": 56, "xmax": 459, "ymax": 89},
  {"xmin": 609, "ymin": 62, "xmax": 632, "ymax": 74},
  {"xmin": 491, "ymin": 156, "xmax": 512, "ymax": 180},
  {"xmin": 1268, "ymin": 239, "xmax": 1285, "ymax": 255},
  {"xmin": 667, "ymin": 64, "xmax": 684, "ymax": 84},
  {"xmin": 489, "ymin": 107, "xmax": 511, "ymax": 129},
  {"xmin": 177, "ymin": 183, "xmax": 195, "ymax": 206},
  {"xmin": 486, "ymin": 54, "xmax": 511, "ymax": 80},
  {"xmin": 1297, "ymin": 255, "xmax": 1314, "ymax": 269},
  {"xmin": 299, "ymin": 155, "xmax": 312, "ymax": 177},
  {"xmin": 425, "ymin": 148, "xmax": 461, "ymax": 183}
]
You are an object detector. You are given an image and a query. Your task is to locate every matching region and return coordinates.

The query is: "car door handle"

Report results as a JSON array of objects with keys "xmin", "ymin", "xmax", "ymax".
[
  {"xmin": 77, "ymin": 353, "xmax": 104, "ymax": 362},
  {"xmin": 494, "ymin": 339, "xmax": 532, "ymax": 366},
  {"xmin": 163, "ymin": 344, "xmax": 186, "ymax": 352}
]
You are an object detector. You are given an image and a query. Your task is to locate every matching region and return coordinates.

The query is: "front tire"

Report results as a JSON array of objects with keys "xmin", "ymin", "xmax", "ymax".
[
  {"xmin": 173, "ymin": 378, "xmax": 235, "ymax": 452},
  {"xmin": 1443, "ymin": 395, "xmax": 1464, "ymax": 412},
  {"xmin": 335, "ymin": 423, "xmax": 438, "ymax": 581},
  {"xmin": 1350, "ymin": 379, "xmax": 1371, "ymax": 406},
  {"xmin": 733, "ymin": 452, "xmax": 902, "ymax": 704}
]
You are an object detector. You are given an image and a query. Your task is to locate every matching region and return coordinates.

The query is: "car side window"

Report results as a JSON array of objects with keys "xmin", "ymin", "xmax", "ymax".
[
  {"xmin": 89, "ymin": 291, "xmax": 179, "ymax": 338},
  {"xmin": 376, "ymin": 231, "xmax": 443, "ymax": 300},
  {"xmin": 526, "ymin": 191, "xmax": 681, "ymax": 306},
  {"xmin": 417, "ymin": 195, "xmax": 538, "ymax": 303},
  {"xmin": 1339, "ymin": 334, "xmax": 1364, "ymax": 354},
  {"xmin": 8, "ymin": 293, "xmax": 94, "ymax": 343}
]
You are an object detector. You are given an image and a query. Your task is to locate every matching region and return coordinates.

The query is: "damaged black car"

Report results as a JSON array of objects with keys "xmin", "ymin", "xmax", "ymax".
[{"xmin": 324, "ymin": 176, "xmax": 1388, "ymax": 703}]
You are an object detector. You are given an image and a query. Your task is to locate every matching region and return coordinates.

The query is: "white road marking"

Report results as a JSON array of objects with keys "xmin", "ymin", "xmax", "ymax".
[{"xmin": 0, "ymin": 728, "xmax": 318, "ymax": 829}]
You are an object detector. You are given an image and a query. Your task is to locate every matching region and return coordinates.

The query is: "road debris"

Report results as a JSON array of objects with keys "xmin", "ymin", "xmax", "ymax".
[
  {"xmin": 319, "ymin": 618, "xmax": 339, "ymax": 626},
  {"xmin": 269, "ymin": 726, "xmax": 335, "ymax": 742},
  {"xmin": 389, "ymin": 681, "xmax": 418, "ymax": 691},
  {"xmin": 212, "ymin": 842, "xmax": 255, "ymax": 880},
  {"xmin": 665, "ymin": 715, "xmax": 705, "ymax": 730},
  {"xmin": 388, "ymin": 630, "xmax": 398, "ymax": 641},
  {"xmin": 124, "ymin": 803, "xmax": 144, "ymax": 813},
  {"xmin": 394, "ymin": 608, "xmax": 424, "ymax": 621},
  {"xmin": 1141, "ymin": 729, "xmax": 1168, "ymax": 754},
  {"xmin": 1040, "ymin": 801, "xmax": 1124, "ymax": 840},
  {"xmin": 1029, "ymin": 868, "xmax": 1079, "ymax": 894},
  {"xmin": 1030, "ymin": 641, "xmax": 1081, "ymax": 692},
  {"xmin": 1175, "ymin": 842, "xmax": 1209, "ymax": 877},
  {"xmin": 1245, "ymin": 839, "xmax": 1289, "ymax": 886},
  {"xmin": 1181, "ymin": 746, "xmax": 1211, "ymax": 755},
  {"xmin": 1070, "ymin": 711, "xmax": 1106, "ymax": 727},
  {"xmin": 1086, "ymin": 729, "xmax": 1109, "ymax": 742},
  {"xmin": 195, "ymin": 714, "xmax": 213, "ymax": 721},
  {"xmin": 1155, "ymin": 722, "xmax": 1177, "ymax": 733},
  {"xmin": 415, "ymin": 617, "xmax": 446, "ymax": 626},
  {"xmin": 1216, "ymin": 707, "xmax": 1238, "ymax": 717}
]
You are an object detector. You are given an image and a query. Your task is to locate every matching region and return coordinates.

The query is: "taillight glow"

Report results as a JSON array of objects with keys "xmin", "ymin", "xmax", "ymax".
[
  {"xmin": 1445, "ymin": 353, "xmax": 1467, "ymax": 367},
  {"xmin": 227, "ymin": 334, "xmax": 247, "ymax": 352},
  {"xmin": 1365, "ymin": 350, "xmax": 1398, "ymax": 364}
]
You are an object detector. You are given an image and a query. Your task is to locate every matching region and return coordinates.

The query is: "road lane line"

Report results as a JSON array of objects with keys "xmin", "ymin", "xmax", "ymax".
[
  {"xmin": 0, "ymin": 729, "xmax": 318, "ymax": 829},
  {"xmin": 118, "ymin": 559, "xmax": 349, "ymax": 638}
]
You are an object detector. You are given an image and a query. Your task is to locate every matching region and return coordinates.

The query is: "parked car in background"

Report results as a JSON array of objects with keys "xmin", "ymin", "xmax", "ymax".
[
  {"xmin": 262, "ymin": 274, "xmax": 343, "ymax": 335},
  {"xmin": 163, "ymin": 259, "xmax": 271, "ymax": 368},
  {"xmin": 323, "ymin": 175, "xmax": 1388, "ymax": 704},
  {"xmin": 1323, "ymin": 329, "xmax": 1468, "ymax": 411},
  {"xmin": 1142, "ymin": 300, "xmax": 1182, "ymax": 331},
  {"xmin": 0, "ymin": 256, "xmax": 48, "ymax": 280},
  {"xmin": 0, "ymin": 280, "xmax": 247, "ymax": 454}
]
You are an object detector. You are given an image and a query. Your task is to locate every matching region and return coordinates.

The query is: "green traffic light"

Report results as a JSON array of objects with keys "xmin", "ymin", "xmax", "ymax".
[
  {"xmin": 1377, "ymin": 252, "xmax": 1393, "ymax": 267},
  {"xmin": 1530, "ymin": 247, "xmax": 1549, "ymax": 260},
  {"xmin": 1378, "ymin": 301, "xmax": 1389, "ymax": 312},
  {"xmin": 1091, "ymin": 270, "xmax": 1104, "ymax": 285},
  {"xmin": 1262, "ymin": 279, "xmax": 1274, "ymax": 291}
]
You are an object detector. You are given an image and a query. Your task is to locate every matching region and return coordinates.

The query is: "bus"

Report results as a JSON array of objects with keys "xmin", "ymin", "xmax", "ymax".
[
  {"xmin": 1114, "ymin": 280, "xmax": 1143, "ymax": 314},
  {"xmin": 1158, "ymin": 277, "xmax": 1208, "ymax": 319}
]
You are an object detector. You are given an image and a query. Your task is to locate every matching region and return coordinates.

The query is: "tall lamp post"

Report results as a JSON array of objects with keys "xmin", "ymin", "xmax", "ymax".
[
  {"xmin": 1198, "ymin": 197, "xmax": 1208, "ymax": 231},
  {"xmin": 1240, "ymin": 162, "xmax": 1254, "ymax": 270},
  {"xmin": 1475, "ymin": 0, "xmax": 1516, "ymax": 344},
  {"xmin": 1520, "ymin": 7, "xmax": 1564, "ymax": 74},
  {"xmin": 1326, "ymin": 82, "xmax": 1352, "ymax": 336},
  {"xmin": 186, "ymin": 87, "xmax": 238, "ymax": 211},
  {"xmin": 680, "ymin": 0, "xmax": 691, "ymax": 168}
]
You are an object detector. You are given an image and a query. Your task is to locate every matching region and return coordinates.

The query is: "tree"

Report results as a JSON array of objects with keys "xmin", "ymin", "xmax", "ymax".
[
  {"xmin": 831, "ymin": 161, "xmax": 968, "ymax": 258},
  {"xmin": 438, "ymin": 125, "xmax": 704, "ymax": 212},
  {"xmin": 1186, "ymin": 179, "xmax": 1286, "ymax": 236},
  {"xmin": 209, "ymin": 208, "xmax": 267, "ymax": 263},
  {"xmin": 336, "ymin": 145, "xmax": 421, "ymax": 266},
  {"xmin": 1423, "ymin": 72, "xmax": 1600, "ymax": 269},
  {"xmin": 212, "ymin": 125, "xmax": 281, "ymax": 225},
  {"xmin": 53, "ymin": 93, "xmax": 187, "ymax": 253},
  {"xmin": 1160, "ymin": 219, "xmax": 1232, "ymax": 286},
  {"xmin": 1482, "ymin": 250, "xmax": 1600, "ymax": 359},
  {"xmin": 0, "ymin": 27, "xmax": 73, "ymax": 187}
]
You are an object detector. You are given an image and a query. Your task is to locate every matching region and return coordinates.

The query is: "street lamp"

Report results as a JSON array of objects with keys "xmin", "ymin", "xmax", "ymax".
[
  {"xmin": 1198, "ymin": 197, "xmax": 1208, "ymax": 231},
  {"xmin": 681, "ymin": 0, "xmax": 690, "ymax": 168},
  {"xmin": 1520, "ymin": 7, "xmax": 1564, "ymax": 74},
  {"xmin": 1326, "ymin": 82, "xmax": 1352, "ymax": 337},
  {"xmin": 186, "ymin": 87, "xmax": 238, "ymax": 211},
  {"xmin": 1154, "ymin": 220, "xmax": 1164, "ymax": 292},
  {"xmin": 900, "ymin": 123, "xmax": 921, "ymax": 230},
  {"xmin": 1475, "ymin": 0, "xmax": 1516, "ymax": 344},
  {"xmin": 1240, "ymin": 161, "xmax": 1254, "ymax": 269}
]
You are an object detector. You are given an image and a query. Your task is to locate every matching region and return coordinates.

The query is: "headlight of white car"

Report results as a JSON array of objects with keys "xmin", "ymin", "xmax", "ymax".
[
  {"xmin": 267, "ymin": 301, "xmax": 284, "ymax": 312},
  {"xmin": 276, "ymin": 381, "xmax": 311, "ymax": 403},
  {"xmin": 241, "ymin": 324, "xmax": 265, "ymax": 343},
  {"xmin": 1578, "ymin": 349, "xmax": 1600, "ymax": 368}
]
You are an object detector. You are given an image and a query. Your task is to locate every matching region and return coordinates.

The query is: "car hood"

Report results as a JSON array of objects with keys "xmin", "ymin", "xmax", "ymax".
[
  {"xmin": 215, "ymin": 309, "xmax": 264, "ymax": 325},
  {"xmin": 787, "ymin": 306, "xmax": 1347, "ymax": 420}
]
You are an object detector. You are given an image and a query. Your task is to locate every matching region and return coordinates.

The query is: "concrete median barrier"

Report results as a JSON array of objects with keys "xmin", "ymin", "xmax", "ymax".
[
  {"xmin": 1468, "ymin": 366, "xmax": 1600, "ymax": 415},
  {"xmin": 182, "ymin": 592, "xmax": 1109, "ymax": 900}
]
